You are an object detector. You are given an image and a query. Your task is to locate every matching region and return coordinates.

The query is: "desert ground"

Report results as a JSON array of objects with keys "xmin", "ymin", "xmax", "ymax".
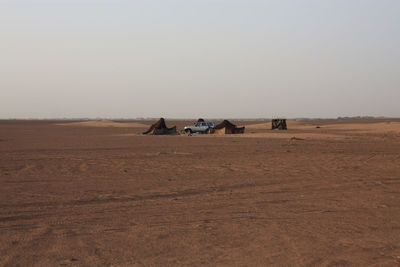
[{"xmin": 1, "ymin": 118, "xmax": 400, "ymax": 266}]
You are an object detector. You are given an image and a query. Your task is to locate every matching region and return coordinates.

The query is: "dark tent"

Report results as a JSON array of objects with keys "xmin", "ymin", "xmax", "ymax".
[
  {"xmin": 271, "ymin": 119, "xmax": 287, "ymax": 130},
  {"xmin": 214, "ymin": 120, "xmax": 236, "ymax": 130},
  {"xmin": 142, "ymin": 118, "xmax": 177, "ymax": 135},
  {"xmin": 212, "ymin": 120, "xmax": 245, "ymax": 134}
]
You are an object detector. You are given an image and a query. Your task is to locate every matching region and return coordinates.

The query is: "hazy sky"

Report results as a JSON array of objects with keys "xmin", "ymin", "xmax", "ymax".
[{"xmin": 1, "ymin": 0, "xmax": 399, "ymax": 119}]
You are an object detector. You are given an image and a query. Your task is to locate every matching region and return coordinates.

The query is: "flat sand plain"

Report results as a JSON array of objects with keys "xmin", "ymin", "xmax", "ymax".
[{"xmin": 1, "ymin": 119, "xmax": 400, "ymax": 266}]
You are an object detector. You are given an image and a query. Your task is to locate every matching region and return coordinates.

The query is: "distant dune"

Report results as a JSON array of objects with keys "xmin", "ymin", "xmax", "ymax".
[
  {"xmin": 57, "ymin": 120, "xmax": 149, "ymax": 128},
  {"xmin": 321, "ymin": 122, "xmax": 400, "ymax": 133},
  {"xmin": 246, "ymin": 120, "xmax": 400, "ymax": 133}
]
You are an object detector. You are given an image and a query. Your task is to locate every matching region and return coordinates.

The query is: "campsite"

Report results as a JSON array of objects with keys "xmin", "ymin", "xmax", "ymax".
[
  {"xmin": 2, "ymin": 0, "xmax": 399, "ymax": 265},
  {"xmin": 1, "ymin": 118, "xmax": 400, "ymax": 266}
]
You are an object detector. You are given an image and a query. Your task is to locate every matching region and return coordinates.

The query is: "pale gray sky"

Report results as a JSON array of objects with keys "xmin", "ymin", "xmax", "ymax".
[{"xmin": 1, "ymin": 0, "xmax": 399, "ymax": 119}]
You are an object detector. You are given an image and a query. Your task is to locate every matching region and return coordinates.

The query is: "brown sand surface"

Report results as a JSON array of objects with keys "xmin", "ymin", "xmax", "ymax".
[{"xmin": 1, "ymin": 119, "xmax": 400, "ymax": 266}]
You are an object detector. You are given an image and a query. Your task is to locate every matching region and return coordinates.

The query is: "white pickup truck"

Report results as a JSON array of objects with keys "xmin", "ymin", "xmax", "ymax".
[{"xmin": 184, "ymin": 121, "xmax": 217, "ymax": 134}]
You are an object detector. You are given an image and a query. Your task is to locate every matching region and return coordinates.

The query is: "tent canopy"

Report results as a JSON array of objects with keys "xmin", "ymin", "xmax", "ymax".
[
  {"xmin": 212, "ymin": 120, "xmax": 245, "ymax": 134},
  {"xmin": 214, "ymin": 120, "xmax": 237, "ymax": 130},
  {"xmin": 143, "ymin": 118, "xmax": 177, "ymax": 135}
]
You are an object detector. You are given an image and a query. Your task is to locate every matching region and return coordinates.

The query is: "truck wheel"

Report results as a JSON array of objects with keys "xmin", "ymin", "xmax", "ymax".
[{"xmin": 185, "ymin": 129, "xmax": 192, "ymax": 134}]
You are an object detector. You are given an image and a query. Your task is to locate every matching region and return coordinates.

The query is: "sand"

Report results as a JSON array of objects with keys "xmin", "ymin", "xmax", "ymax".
[
  {"xmin": 1, "ymin": 119, "xmax": 400, "ymax": 266},
  {"xmin": 321, "ymin": 122, "xmax": 400, "ymax": 133},
  {"xmin": 247, "ymin": 120, "xmax": 400, "ymax": 132},
  {"xmin": 57, "ymin": 120, "xmax": 149, "ymax": 128}
]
